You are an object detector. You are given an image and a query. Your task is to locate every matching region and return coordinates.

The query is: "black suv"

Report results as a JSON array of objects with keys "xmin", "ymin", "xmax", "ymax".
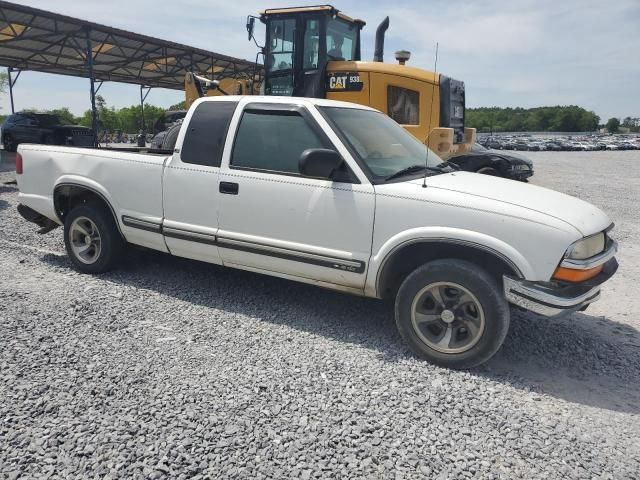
[{"xmin": 1, "ymin": 112, "xmax": 95, "ymax": 152}]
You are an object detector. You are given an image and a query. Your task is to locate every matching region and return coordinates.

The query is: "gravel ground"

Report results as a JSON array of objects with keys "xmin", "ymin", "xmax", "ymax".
[{"xmin": 0, "ymin": 150, "xmax": 639, "ymax": 479}]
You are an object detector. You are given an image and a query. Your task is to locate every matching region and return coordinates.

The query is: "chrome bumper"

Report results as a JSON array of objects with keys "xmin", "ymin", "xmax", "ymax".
[
  {"xmin": 503, "ymin": 276, "xmax": 600, "ymax": 317},
  {"xmin": 503, "ymin": 256, "xmax": 618, "ymax": 317}
]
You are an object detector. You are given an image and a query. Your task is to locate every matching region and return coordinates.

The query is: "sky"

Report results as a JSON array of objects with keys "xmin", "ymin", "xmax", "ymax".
[{"xmin": 1, "ymin": 0, "xmax": 639, "ymax": 121}]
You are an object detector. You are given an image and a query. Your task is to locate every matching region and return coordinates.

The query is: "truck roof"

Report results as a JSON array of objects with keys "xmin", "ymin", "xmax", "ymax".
[{"xmin": 194, "ymin": 95, "xmax": 379, "ymax": 112}]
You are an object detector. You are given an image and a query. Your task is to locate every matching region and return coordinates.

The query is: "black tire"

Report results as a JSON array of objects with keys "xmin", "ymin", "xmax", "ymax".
[
  {"xmin": 3, "ymin": 135, "xmax": 17, "ymax": 152},
  {"xmin": 395, "ymin": 259, "xmax": 510, "ymax": 369},
  {"xmin": 63, "ymin": 203, "xmax": 125, "ymax": 274},
  {"xmin": 161, "ymin": 124, "xmax": 181, "ymax": 150}
]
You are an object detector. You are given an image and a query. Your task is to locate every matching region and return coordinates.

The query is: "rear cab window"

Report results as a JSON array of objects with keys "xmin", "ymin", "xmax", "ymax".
[{"xmin": 180, "ymin": 101, "xmax": 238, "ymax": 167}]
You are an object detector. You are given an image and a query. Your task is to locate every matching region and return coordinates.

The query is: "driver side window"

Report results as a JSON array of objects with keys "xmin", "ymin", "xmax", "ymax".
[{"xmin": 231, "ymin": 110, "xmax": 326, "ymax": 175}]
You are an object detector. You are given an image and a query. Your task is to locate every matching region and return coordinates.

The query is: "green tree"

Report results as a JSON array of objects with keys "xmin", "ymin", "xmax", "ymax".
[
  {"xmin": 0, "ymin": 72, "xmax": 9, "ymax": 115},
  {"xmin": 0, "ymin": 71, "xmax": 7, "ymax": 94},
  {"xmin": 606, "ymin": 117, "xmax": 620, "ymax": 133},
  {"xmin": 466, "ymin": 106, "xmax": 600, "ymax": 133},
  {"xmin": 168, "ymin": 100, "xmax": 186, "ymax": 110},
  {"xmin": 49, "ymin": 107, "xmax": 79, "ymax": 125}
]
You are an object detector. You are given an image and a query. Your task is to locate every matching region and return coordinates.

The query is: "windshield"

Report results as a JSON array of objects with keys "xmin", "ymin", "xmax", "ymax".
[
  {"xmin": 472, "ymin": 142, "xmax": 488, "ymax": 152},
  {"xmin": 321, "ymin": 107, "xmax": 443, "ymax": 179}
]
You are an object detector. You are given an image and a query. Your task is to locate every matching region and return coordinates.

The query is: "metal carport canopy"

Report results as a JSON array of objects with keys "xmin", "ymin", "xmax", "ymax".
[{"xmin": 0, "ymin": 0, "xmax": 258, "ymax": 89}]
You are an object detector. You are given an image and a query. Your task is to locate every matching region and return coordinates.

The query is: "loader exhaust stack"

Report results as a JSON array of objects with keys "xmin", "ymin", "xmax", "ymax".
[{"xmin": 373, "ymin": 16, "xmax": 389, "ymax": 62}]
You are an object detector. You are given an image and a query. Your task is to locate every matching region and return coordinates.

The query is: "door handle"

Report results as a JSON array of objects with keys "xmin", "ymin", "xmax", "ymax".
[{"xmin": 219, "ymin": 181, "xmax": 239, "ymax": 195}]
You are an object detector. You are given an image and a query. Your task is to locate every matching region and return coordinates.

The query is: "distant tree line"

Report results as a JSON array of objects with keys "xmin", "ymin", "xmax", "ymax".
[
  {"xmin": 0, "ymin": 95, "xmax": 167, "ymax": 134},
  {"xmin": 75, "ymin": 95, "xmax": 166, "ymax": 134},
  {"xmin": 619, "ymin": 117, "xmax": 640, "ymax": 133},
  {"xmin": 466, "ymin": 106, "xmax": 601, "ymax": 133}
]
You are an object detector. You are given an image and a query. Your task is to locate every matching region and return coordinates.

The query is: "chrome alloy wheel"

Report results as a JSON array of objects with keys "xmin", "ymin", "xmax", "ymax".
[
  {"xmin": 69, "ymin": 216, "xmax": 102, "ymax": 264},
  {"xmin": 410, "ymin": 282, "xmax": 486, "ymax": 354}
]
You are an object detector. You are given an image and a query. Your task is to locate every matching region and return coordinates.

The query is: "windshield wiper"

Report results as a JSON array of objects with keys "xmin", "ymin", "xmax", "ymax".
[{"xmin": 385, "ymin": 165, "xmax": 443, "ymax": 182}]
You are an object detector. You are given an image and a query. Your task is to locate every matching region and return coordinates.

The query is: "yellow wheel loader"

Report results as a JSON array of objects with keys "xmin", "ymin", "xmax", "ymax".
[{"xmin": 184, "ymin": 5, "xmax": 475, "ymax": 158}]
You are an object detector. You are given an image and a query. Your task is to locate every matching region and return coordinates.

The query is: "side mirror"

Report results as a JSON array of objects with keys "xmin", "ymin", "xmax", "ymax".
[
  {"xmin": 246, "ymin": 16, "xmax": 255, "ymax": 41},
  {"xmin": 299, "ymin": 148, "xmax": 343, "ymax": 179}
]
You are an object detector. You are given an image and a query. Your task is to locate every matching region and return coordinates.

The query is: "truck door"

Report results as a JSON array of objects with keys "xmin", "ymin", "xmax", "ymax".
[
  {"xmin": 162, "ymin": 100, "xmax": 238, "ymax": 264},
  {"xmin": 216, "ymin": 102, "xmax": 375, "ymax": 290}
]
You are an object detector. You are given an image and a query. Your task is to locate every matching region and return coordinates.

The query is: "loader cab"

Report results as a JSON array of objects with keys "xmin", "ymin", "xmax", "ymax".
[{"xmin": 259, "ymin": 6, "xmax": 365, "ymax": 98}]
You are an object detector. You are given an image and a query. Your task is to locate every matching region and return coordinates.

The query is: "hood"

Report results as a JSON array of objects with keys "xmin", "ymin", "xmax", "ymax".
[
  {"xmin": 403, "ymin": 172, "xmax": 611, "ymax": 236},
  {"xmin": 53, "ymin": 124, "xmax": 92, "ymax": 130},
  {"xmin": 488, "ymin": 148, "xmax": 533, "ymax": 166}
]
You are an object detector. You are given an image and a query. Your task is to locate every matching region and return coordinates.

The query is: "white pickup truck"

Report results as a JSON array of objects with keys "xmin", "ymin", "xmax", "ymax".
[{"xmin": 16, "ymin": 96, "xmax": 618, "ymax": 368}]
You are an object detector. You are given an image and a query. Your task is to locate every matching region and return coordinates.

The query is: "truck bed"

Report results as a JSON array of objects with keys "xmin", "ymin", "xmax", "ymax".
[{"xmin": 17, "ymin": 144, "xmax": 169, "ymax": 228}]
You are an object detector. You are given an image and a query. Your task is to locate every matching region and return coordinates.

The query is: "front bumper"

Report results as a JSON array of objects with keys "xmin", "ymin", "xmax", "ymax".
[
  {"xmin": 510, "ymin": 167, "xmax": 534, "ymax": 181},
  {"xmin": 503, "ymin": 257, "xmax": 618, "ymax": 317}
]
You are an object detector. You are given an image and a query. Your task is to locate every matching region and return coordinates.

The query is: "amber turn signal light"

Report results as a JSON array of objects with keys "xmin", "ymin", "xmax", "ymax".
[{"xmin": 552, "ymin": 265, "xmax": 603, "ymax": 282}]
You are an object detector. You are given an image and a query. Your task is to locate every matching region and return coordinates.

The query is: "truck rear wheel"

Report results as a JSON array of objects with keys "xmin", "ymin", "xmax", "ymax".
[
  {"xmin": 395, "ymin": 259, "xmax": 510, "ymax": 369},
  {"xmin": 63, "ymin": 203, "xmax": 124, "ymax": 274}
]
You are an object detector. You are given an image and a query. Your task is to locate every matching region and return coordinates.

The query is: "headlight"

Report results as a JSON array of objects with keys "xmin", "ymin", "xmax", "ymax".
[
  {"xmin": 565, "ymin": 232, "xmax": 605, "ymax": 260},
  {"xmin": 510, "ymin": 164, "xmax": 530, "ymax": 171}
]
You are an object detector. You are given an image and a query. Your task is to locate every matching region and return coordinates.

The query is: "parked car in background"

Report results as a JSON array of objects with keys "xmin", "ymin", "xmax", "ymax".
[
  {"xmin": 448, "ymin": 143, "xmax": 534, "ymax": 181},
  {"xmin": 1, "ymin": 112, "xmax": 95, "ymax": 152},
  {"xmin": 479, "ymin": 134, "xmax": 640, "ymax": 152}
]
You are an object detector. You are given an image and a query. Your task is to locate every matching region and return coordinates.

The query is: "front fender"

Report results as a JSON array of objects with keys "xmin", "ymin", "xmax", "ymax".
[{"xmin": 364, "ymin": 227, "xmax": 536, "ymax": 297}]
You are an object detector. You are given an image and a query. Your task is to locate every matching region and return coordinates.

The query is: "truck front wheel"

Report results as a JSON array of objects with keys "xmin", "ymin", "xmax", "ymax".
[
  {"xmin": 395, "ymin": 259, "xmax": 510, "ymax": 369},
  {"xmin": 63, "ymin": 204, "xmax": 124, "ymax": 274}
]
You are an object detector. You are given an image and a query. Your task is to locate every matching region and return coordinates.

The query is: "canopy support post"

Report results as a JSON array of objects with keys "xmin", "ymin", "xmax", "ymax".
[
  {"xmin": 7, "ymin": 67, "xmax": 21, "ymax": 114},
  {"xmin": 140, "ymin": 85, "xmax": 152, "ymax": 132},
  {"xmin": 85, "ymin": 27, "xmax": 98, "ymax": 147}
]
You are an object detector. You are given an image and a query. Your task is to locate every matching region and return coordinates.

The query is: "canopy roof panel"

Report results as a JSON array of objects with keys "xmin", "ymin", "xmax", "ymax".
[{"xmin": 0, "ymin": 1, "xmax": 260, "ymax": 89}]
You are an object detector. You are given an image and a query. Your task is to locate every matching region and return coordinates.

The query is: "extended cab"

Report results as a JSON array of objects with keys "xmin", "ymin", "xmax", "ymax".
[{"xmin": 16, "ymin": 97, "xmax": 618, "ymax": 368}]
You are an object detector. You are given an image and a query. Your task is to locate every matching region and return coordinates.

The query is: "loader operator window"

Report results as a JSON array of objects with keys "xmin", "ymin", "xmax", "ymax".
[
  {"xmin": 265, "ymin": 18, "xmax": 296, "ymax": 95},
  {"xmin": 326, "ymin": 18, "xmax": 357, "ymax": 61},
  {"xmin": 303, "ymin": 20, "xmax": 320, "ymax": 69},
  {"xmin": 388, "ymin": 86, "xmax": 420, "ymax": 125},
  {"xmin": 267, "ymin": 18, "xmax": 295, "ymax": 73}
]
